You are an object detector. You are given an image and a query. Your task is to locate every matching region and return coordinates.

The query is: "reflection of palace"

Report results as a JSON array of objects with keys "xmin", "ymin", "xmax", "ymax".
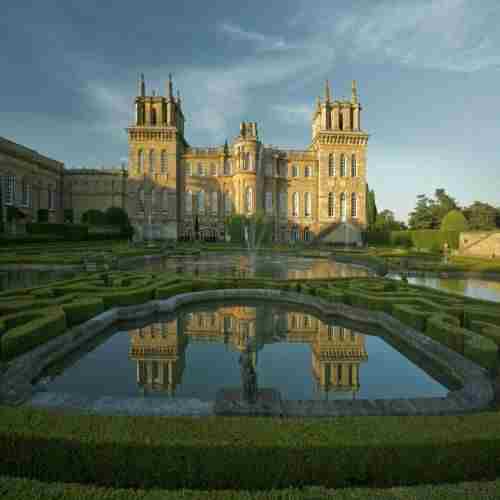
[{"xmin": 128, "ymin": 306, "xmax": 368, "ymax": 396}]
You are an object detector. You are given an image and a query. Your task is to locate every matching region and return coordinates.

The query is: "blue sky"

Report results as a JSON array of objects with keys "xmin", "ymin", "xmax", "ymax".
[{"xmin": 1, "ymin": 0, "xmax": 499, "ymax": 221}]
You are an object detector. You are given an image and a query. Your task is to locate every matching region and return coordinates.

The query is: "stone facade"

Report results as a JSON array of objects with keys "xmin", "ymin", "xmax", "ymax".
[
  {"xmin": 1, "ymin": 76, "xmax": 369, "ymax": 242},
  {"xmin": 127, "ymin": 76, "xmax": 369, "ymax": 242},
  {"xmin": 459, "ymin": 231, "xmax": 500, "ymax": 259}
]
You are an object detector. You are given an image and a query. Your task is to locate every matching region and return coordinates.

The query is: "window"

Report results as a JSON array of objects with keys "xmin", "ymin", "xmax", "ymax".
[
  {"xmin": 291, "ymin": 225, "xmax": 299, "ymax": 241},
  {"xmin": 304, "ymin": 227, "xmax": 311, "ymax": 241},
  {"xmin": 21, "ymin": 181, "xmax": 31, "ymax": 207},
  {"xmin": 211, "ymin": 191, "xmax": 218, "ymax": 215},
  {"xmin": 185, "ymin": 191, "xmax": 192, "ymax": 214},
  {"xmin": 151, "ymin": 107, "xmax": 157, "ymax": 125},
  {"xmin": 186, "ymin": 162, "xmax": 192, "ymax": 176},
  {"xmin": 197, "ymin": 191, "xmax": 205, "ymax": 214},
  {"xmin": 245, "ymin": 187, "xmax": 253, "ymax": 213},
  {"xmin": 340, "ymin": 154, "xmax": 346, "ymax": 177},
  {"xmin": 138, "ymin": 150, "xmax": 144, "ymax": 173},
  {"xmin": 292, "ymin": 192, "xmax": 299, "ymax": 217},
  {"xmin": 149, "ymin": 150, "xmax": 155, "ymax": 175},
  {"xmin": 265, "ymin": 192, "xmax": 273, "ymax": 215},
  {"xmin": 197, "ymin": 163, "xmax": 204, "ymax": 176},
  {"xmin": 328, "ymin": 325, "xmax": 335, "ymax": 340},
  {"xmin": 243, "ymin": 152, "xmax": 250, "ymax": 170},
  {"xmin": 328, "ymin": 192, "xmax": 335, "ymax": 218},
  {"xmin": 151, "ymin": 188, "xmax": 156, "ymax": 207},
  {"xmin": 48, "ymin": 188, "xmax": 55, "ymax": 210},
  {"xmin": 304, "ymin": 192, "xmax": 312, "ymax": 217},
  {"xmin": 351, "ymin": 154, "xmax": 357, "ymax": 177},
  {"xmin": 351, "ymin": 192, "xmax": 357, "ymax": 218},
  {"xmin": 161, "ymin": 151, "xmax": 167, "ymax": 174},
  {"xmin": 340, "ymin": 192, "xmax": 347, "ymax": 220},
  {"xmin": 4, "ymin": 176, "xmax": 15, "ymax": 205},
  {"xmin": 304, "ymin": 165, "xmax": 312, "ymax": 177},
  {"xmin": 279, "ymin": 192, "xmax": 287, "ymax": 216},
  {"xmin": 328, "ymin": 154, "xmax": 335, "ymax": 176},
  {"xmin": 292, "ymin": 164, "xmax": 299, "ymax": 177},
  {"xmin": 223, "ymin": 159, "xmax": 231, "ymax": 175},
  {"xmin": 210, "ymin": 164, "xmax": 217, "ymax": 176},
  {"xmin": 224, "ymin": 191, "xmax": 232, "ymax": 214},
  {"xmin": 337, "ymin": 364, "xmax": 342, "ymax": 382}
]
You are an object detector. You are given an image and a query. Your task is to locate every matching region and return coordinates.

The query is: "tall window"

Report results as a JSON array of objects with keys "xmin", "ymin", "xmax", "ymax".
[
  {"xmin": 210, "ymin": 164, "xmax": 217, "ymax": 176},
  {"xmin": 211, "ymin": 191, "xmax": 218, "ymax": 215},
  {"xmin": 292, "ymin": 192, "xmax": 299, "ymax": 217},
  {"xmin": 304, "ymin": 165, "xmax": 312, "ymax": 177},
  {"xmin": 351, "ymin": 192, "xmax": 357, "ymax": 218},
  {"xmin": 328, "ymin": 325, "xmax": 335, "ymax": 341},
  {"xmin": 340, "ymin": 154, "xmax": 346, "ymax": 177},
  {"xmin": 197, "ymin": 191, "xmax": 205, "ymax": 214},
  {"xmin": 304, "ymin": 192, "xmax": 312, "ymax": 217},
  {"xmin": 224, "ymin": 191, "xmax": 232, "ymax": 214},
  {"xmin": 149, "ymin": 150, "xmax": 155, "ymax": 175},
  {"xmin": 161, "ymin": 151, "xmax": 167, "ymax": 174},
  {"xmin": 245, "ymin": 187, "xmax": 253, "ymax": 213},
  {"xmin": 197, "ymin": 163, "xmax": 204, "ymax": 176},
  {"xmin": 292, "ymin": 165, "xmax": 299, "ymax": 177},
  {"xmin": 223, "ymin": 159, "xmax": 231, "ymax": 175},
  {"xmin": 265, "ymin": 191, "xmax": 273, "ymax": 215},
  {"xmin": 328, "ymin": 154, "xmax": 335, "ymax": 176},
  {"xmin": 340, "ymin": 192, "xmax": 347, "ymax": 220},
  {"xmin": 351, "ymin": 154, "xmax": 357, "ymax": 177},
  {"xmin": 138, "ymin": 150, "xmax": 144, "ymax": 173},
  {"xmin": 279, "ymin": 192, "xmax": 287, "ymax": 216},
  {"xmin": 186, "ymin": 162, "xmax": 192, "ymax": 176},
  {"xmin": 185, "ymin": 191, "xmax": 192, "ymax": 214},
  {"xmin": 151, "ymin": 107, "xmax": 157, "ymax": 125},
  {"xmin": 328, "ymin": 192, "xmax": 335, "ymax": 218},
  {"xmin": 151, "ymin": 188, "xmax": 156, "ymax": 208},
  {"xmin": 243, "ymin": 152, "xmax": 250, "ymax": 170},
  {"xmin": 304, "ymin": 227, "xmax": 311, "ymax": 242},
  {"xmin": 48, "ymin": 187, "xmax": 55, "ymax": 210},
  {"xmin": 21, "ymin": 180, "xmax": 31, "ymax": 207},
  {"xmin": 291, "ymin": 225, "xmax": 299, "ymax": 241},
  {"xmin": 4, "ymin": 176, "xmax": 15, "ymax": 205}
]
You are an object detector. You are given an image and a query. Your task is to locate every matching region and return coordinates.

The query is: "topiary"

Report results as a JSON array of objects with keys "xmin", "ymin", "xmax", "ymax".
[{"xmin": 441, "ymin": 210, "xmax": 468, "ymax": 232}]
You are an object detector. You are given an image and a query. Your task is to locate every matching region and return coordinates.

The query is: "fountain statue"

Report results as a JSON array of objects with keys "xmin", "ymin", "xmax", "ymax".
[{"xmin": 239, "ymin": 339, "xmax": 257, "ymax": 404}]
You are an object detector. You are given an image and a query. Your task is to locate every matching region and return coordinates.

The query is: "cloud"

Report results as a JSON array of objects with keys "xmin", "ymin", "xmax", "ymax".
[{"xmin": 218, "ymin": 22, "xmax": 292, "ymax": 51}]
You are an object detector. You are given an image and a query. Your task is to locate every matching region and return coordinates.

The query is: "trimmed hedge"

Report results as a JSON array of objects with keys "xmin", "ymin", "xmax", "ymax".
[
  {"xmin": 3, "ymin": 476, "xmax": 500, "ymax": 500},
  {"xmin": 61, "ymin": 298, "xmax": 104, "ymax": 327},
  {"xmin": 366, "ymin": 230, "xmax": 461, "ymax": 250},
  {"xmin": 2, "ymin": 408, "xmax": 500, "ymax": 490}
]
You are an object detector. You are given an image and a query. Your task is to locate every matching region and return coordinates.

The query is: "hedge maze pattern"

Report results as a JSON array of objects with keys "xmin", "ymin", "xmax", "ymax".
[{"xmin": 0, "ymin": 273, "xmax": 500, "ymax": 370}]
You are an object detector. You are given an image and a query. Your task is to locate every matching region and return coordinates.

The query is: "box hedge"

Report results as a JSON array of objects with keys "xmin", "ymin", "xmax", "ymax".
[{"xmin": 61, "ymin": 298, "xmax": 105, "ymax": 327}]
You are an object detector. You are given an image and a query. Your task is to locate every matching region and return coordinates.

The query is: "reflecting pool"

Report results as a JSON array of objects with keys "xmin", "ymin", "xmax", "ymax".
[{"xmin": 42, "ymin": 301, "xmax": 449, "ymax": 402}]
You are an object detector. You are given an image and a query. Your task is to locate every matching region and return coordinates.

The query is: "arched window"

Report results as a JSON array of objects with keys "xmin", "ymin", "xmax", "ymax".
[
  {"xmin": 340, "ymin": 193, "xmax": 347, "ymax": 221},
  {"xmin": 151, "ymin": 107, "xmax": 157, "ymax": 125},
  {"xmin": 292, "ymin": 164, "xmax": 299, "ymax": 177},
  {"xmin": 304, "ymin": 165, "xmax": 312, "ymax": 177},
  {"xmin": 224, "ymin": 159, "xmax": 231, "ymax": 175},
  {"xmin": 149, "ymin": 150, "xmax": 155, "ymax": 175},
  {"xmin": 328, "ymin": 154, "xmax": 335, "ymax": 176},
  {"xmin": 161, "ymin": 151, "xmax": 167, "ymax": 174},
  {"xmin": 265, "ymin": 192, "xmax": 273, "ymax": 215},
  {"xmin": 304, "ymin": 227, "xmax": 311, "ymax": 241},
  {"xmin": 185, "ymin": 191, "xmax": 192, "ymax": 214},
  {"xmin": 340, "ymin": 154, "xmax": 346, "ymax": 177},
  {"xmin": 351, "ymin": 192, "xmax": 357, "ymax": 218},
  {"xmin": 351, "ymin": 154, "xmax": 357, "ymax": 177},
  {"xmin": 328, "ymin": 192, "xmax": 335, "ymax": 218},
  {"xmin": 138, "ymin": 150, "xmax": 144, "ymax": 173},
  {"xmin": 197, "ymin": 191, "xmax": 205, "ymax": 214},
  {"xmin": 304, "ymin": 192, "xmax": 312, "ymax": 217},
  {"xmin": 245, "ymin": 187, "xmax": 253, "ymax": 213},
  {"xmin": 292, "ymin": 192, "xmax": 299, "ymax": 217},
  {"xmin": 224, "ymin": 191, "xmax": 232, "ymax": 214},
  {"xmin": 211, "ymin": 191, "xmax": 218, "ymax": 215}
]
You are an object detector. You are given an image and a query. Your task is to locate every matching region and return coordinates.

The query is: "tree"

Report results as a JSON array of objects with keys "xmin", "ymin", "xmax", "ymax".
[
  {"xmin": 105, "ymin": 206, "xmax": 130, "ymax": 227},
  {"xmin": 366, "ymin": 185, "xmax": 377, "ymax": 230},
  {"xmin": 433, "ymin": 188, "xmax": 458, "ymax": 223},
  {"xmin": 440, "ymin": 209, "xmax": 468, "ymax": 232},
  {"xmin": 82, "ymin": 209, "xmax": 107, "ymax": 225},
  {"xmin": 463, "ymin": 201, "xmax": 497, "ymax": 230},
  {"xmin": 409, "ymin": 194, "xmax": 434, "ymax": 229},
  {"xmin": 374, "ymin": 209, "xmax": 406, "ymax": 231}
]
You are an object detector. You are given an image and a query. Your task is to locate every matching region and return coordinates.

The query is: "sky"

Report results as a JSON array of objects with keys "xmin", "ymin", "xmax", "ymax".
[{"xmin": 1, "ymin": 0, "xmax": 499, "ymax": 222}]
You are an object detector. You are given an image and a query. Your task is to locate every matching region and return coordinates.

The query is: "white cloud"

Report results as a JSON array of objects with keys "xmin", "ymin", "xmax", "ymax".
[{"xmin": 218, "ymin": 22, "xmax": 292, "ymax": 51}]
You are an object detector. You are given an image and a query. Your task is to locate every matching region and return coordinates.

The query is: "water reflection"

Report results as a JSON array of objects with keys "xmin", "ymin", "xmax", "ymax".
[
  {"xmin": 129, "ymin": 306, "xmax": 368, "ymax": 398},
  {"xmin": 140, "ymin": 253, "xmax": 371, "ymax": 280}
]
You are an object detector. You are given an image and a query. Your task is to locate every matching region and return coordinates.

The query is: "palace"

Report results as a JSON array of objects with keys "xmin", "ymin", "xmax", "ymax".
[{"xmin": 0, "ymin": 75, "xmax": 369, "ymax": 243}]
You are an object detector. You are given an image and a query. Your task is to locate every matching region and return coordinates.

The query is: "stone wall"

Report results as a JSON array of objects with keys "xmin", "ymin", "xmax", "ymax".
[{"xmin": 459, "ymin": 231, "xmax": 500, "ymax": 258}]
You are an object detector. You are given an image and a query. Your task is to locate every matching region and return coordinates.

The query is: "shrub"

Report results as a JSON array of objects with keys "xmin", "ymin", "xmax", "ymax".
[
  {"xmin": 36, "ymin": 209, "xmax": 49, "ymax": 223},
  {"xmin": 105, "ymin": 207, "xmax": 130, "ymax": 227},
  {"xmin": 82, "ymin": 209, "xmax": 107, "ymax": 225},
  {"xmin": 441, "ymin": 210, "xmax": 468, "ymax": 233},
  {"xmin": 63, "ymin": 209, "xmax": 74, "ymax": 223},
  {"xmin": 61, "ymin": 299, "xmax": 104, "ymax": 327}
]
